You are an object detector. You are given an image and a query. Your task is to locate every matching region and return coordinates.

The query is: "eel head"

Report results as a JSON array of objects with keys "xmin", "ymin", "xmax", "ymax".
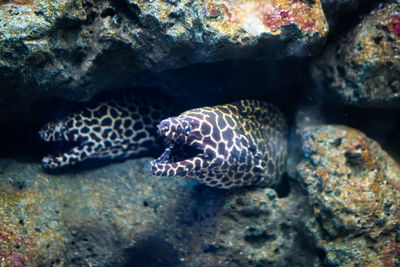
[
  {"xmin": 38, "ymin": 119, "xmax": 81, "ymax": 169},
  {"xmin": 150, "ymin": 112, "xmax": 213, "ymax": 178},
  {"xmin": 39, "ymin": 121, "xmax": 68, "ymax": 142}
]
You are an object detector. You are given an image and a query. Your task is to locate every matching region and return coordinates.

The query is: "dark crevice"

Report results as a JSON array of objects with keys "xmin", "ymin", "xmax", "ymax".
[
  {"xmin": 344, "ymin": 151, "xmax": 365, "ymax": 169},
  {"xmin": 323, "ymin": 0, "xmax": 382, "ymax": 40},
  {"xmin": 101, "ymin": 7, "xmax": 116, "ymax": 18},
  {"xmin": 111, "ymin": 0, "xmax": 141, "ymax": 26},
  {"xmin": 244, "ymin": 232, "xmax": 276, "ymax": 245},
  {"xmin": 203, "ymin": 244, "xmax": 222, "ymax": 253},
  {"xmin": 121, "ymin": 237, "xmax": 180, "ymax": 267},
  {"xmin": 83, "ymin": 11, "xmax": 97, "ymax": 25},
  {"xmin": 274, "ymin": 173, "xmax": 290, "ymax": 198}
]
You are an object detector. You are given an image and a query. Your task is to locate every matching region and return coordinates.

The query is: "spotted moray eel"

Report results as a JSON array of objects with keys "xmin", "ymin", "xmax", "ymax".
[
  {"xmin": 39, "ymin": 92, "xmax": 172, "ymax": 169},
  {"xmin": 150, "ymin": 99, "xmax": 288, "ymax": 189}
]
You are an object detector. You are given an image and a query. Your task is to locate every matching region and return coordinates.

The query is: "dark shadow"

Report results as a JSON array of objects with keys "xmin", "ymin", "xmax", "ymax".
[
  {"xmin": 120, "ymin": 237, "xmax": 180, "ymax": 267},
  {"xmin": 273, "ymin": 173, "xmax": 291, "ymax": 198}
]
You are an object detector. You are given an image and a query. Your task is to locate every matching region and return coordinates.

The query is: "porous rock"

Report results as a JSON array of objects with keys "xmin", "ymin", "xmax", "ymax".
[
  {"xmin": 312, "ymin": 2, "xmax": 400, "ymax": 109},
  {"xmin": 296, "ymin": 125, "xmax": 400, "ymax": 266},
  {"xmin": 0, "ymin": 0, "xmax": 328, "ymax": 107},
  {"xmin": 0, "ymin": 158, "xmax": 188, "ymax": 266},
  {"xmin": 0, "ymin": 156, "xmax": 320, "ymax": 266},
  {"xmin": 174, "ymin": 184, "xmax": 319, "ymax": 266}
]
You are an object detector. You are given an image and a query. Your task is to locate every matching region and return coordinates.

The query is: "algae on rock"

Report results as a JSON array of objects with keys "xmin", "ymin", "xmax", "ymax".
[
  {"xmin": 0, "ymin": 0, "xmax": 328, "ymax": 113},
  {"xmin": 312, "ymin": 2, "xmax": 400, "ymax": 109},
  {"xmin": 296, "ymin": 125, "xmax": 400, "ymax": 266}
]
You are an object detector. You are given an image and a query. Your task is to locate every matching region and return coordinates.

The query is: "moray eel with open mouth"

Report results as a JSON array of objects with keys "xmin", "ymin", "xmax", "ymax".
[
  {"xmin": 150, "ymin": 99, "xmax": 288, "ymax": 189},
  {"xmin": 39, "ymin": 92, "xmax": 172, "ymax": 169}
]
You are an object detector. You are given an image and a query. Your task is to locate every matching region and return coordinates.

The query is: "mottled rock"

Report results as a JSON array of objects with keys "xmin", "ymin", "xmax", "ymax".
[
  {"xmin": 0, "ymin": 0, "xmax": 328, "ymax": 105},
  {"xmin": 0, "ymin": 156, "xmax": 319, "ymax": 266},
  {"xmin": 173, "ymin": 183, "xmax": 318, "ymax": 267},
  {"xmin": 312, "ymin": 2, "xmax": 400, "ymax": 108},
  {"xmin": 0, "ymin": 158, "xmax": 189, "ymax": 266},
  {"xmin": 296, "ymin": 125, "xmax": 400, "ymax": 266}
]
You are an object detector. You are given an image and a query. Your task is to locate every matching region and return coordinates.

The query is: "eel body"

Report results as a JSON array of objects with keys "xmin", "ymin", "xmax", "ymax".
[
  {"xmin": 39, "ymin": 93, "xmax": 171, "ymax": 169},
  {"xmin": 150, "ymin": 99, "xmax": 288, "ymax": 189}
]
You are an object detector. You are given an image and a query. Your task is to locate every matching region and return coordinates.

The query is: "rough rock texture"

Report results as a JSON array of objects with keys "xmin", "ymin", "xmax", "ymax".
[
  {"xmin": 0, "ymin": 0, "xmax": 328, "ymax": 107},
  {"xmin": 174, "ymin": 184, "xmax": 318, "ymax": 267},
  {"xmin": 0, "ymin": 156, "xmax": 319, "ymax": 266},
  {"xmin": 296, "ymin": 125, "xmax": 400, "ymax": 266},
  {"xmin": 0, "ymin": 158, "xmax": 189, "ymax": 266},
  {"xmin": 312, "ymin": 2, "xmax": 400, "ymax": 109}
]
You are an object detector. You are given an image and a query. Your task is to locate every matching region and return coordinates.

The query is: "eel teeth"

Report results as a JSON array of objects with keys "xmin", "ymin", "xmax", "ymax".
[{"xmin": 155, "ymin": 144, "xmax": 173, "ymax": 163}]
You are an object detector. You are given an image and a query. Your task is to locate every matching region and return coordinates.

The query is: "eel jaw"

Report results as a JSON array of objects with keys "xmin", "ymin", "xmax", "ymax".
[
  {"xmin": 42, "ymin": 155, "xmax": 61, "ymax": 169},
  {"xmin": 39, "ymin": 121, "xmax": 67, "ymax": 142},
  {"xmin": 39, "ymin": 122, "xmax": 81, "ymax": 169},
  {"xmin": 150, "ymin": 139, "xmax": 205, "ymax": 177}
]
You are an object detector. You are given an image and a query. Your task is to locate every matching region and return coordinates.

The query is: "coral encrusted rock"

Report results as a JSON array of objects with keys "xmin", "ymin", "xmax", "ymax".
[
  {"xmin": 0, "ymin": 0, "xmax": 328, "ymax": 103},
  {"xmin": 296, "ymin": 125, "xmax": 400, "ymax": 266},
  {"xmin": 312, "ymin": 2, "xmax": 400, "ymax": 109}
]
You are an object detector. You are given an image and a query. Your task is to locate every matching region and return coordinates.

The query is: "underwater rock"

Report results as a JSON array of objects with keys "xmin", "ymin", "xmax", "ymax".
[
  {"xmin": 174, "ymin": 183, "xmax": 319, "ymax": 266},
  {"xmin": 0, "ymin": 0, "xmax": 328, "ymax": 103},
  {"xmin": 0, "ymin": 158, "xmax": 190, "ymax": 266},
  {"xmin": 312, "ymin": 2, "xmax": 400, "ymax": 108},
  {"xmin": 296, "ymin": 125, "xmax": 400, "ymax": 266},
  {"xmin": 0, "ymin": 155, "xmax": 321, "ymax": 266}
]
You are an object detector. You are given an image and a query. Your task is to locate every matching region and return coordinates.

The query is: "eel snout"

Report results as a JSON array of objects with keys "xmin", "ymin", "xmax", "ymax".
[
  {"xmin": 39, "ymin": 121, "xmax": 82, "ymax": 169},
  {"xmin": 39, "ymin": 121, "xmax": 66, "ymax": 142},
  {"xmin": 151, "ymin": 118, "xmax": 206, "ymax": 177},
  {"xmin": 42, "ymin": 155, "xmax": 59, "ymax": 169},
  {"xmin": 156, "ymin": 117, "xmax": 191, "ymax": 144}
]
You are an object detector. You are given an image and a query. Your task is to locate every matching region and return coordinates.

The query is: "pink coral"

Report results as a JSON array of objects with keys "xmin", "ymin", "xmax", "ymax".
[{"xmin": 392, "ymin": 14, "xmax": 400, "ymax": 37}]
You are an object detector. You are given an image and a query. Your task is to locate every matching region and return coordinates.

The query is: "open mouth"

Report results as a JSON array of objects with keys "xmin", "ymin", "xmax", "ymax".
[
  {"xmin": 153, "ymin": 141, "xmax": 204, "ymax": 164},
  {"xmin": 39, "ymin": 127, "xmax": 78, "ymax": 152},
  {"xmin": 41, "ymin": 139, "xmax": 81, "ymax": 164},
  {"xmin": 47, "ymin": 140, "xmax": 80, "ymax": 154},
  {"xmin": 39, "ymin": 126, "xmax": 83, "ymax": 168}
]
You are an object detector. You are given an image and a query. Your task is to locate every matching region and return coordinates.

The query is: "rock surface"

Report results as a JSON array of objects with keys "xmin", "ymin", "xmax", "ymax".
[
  {"xmin": 0, "ymin": 0, "xmax": 328, "ymax": 105},
  {"xmin": 296, "ymin": 125, "xmax": 400, "ymax": 266},
  {"xmin": 0, "ymin": 156, "xmax": 319, "ymax": 266},
  {"xmin": 174, "ymin": 183, "xmax": 318, "ymax": 267},
  {"xmin": 312, "ymin": 2, "xmax": 400, "ymax": 108},
  {"xmin": 0, "ymin": 158, "xmax": 193, "ymax": 266}
]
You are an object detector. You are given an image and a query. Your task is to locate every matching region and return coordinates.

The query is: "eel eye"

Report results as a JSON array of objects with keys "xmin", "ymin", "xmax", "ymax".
[{"xmin": 184, "ymin": 126, "xmax": 191, "ymax": 136}]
